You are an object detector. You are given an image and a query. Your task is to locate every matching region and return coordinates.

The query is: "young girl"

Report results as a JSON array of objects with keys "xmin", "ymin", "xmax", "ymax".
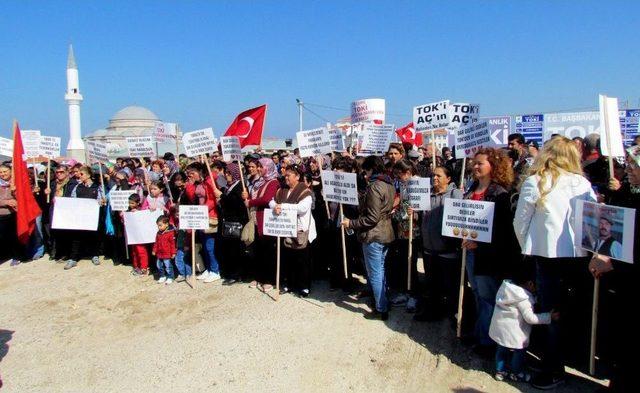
[
  {"xmin": 489, "ymin": 267, "xmax": 559, "ymax": 382},
  {"xmin": 126, "ymin": 193, "xmax": 150, "ymax": 276},
  {"xmin": 146, "ymin": 181, "xmax": 171, "ymax": 215}
]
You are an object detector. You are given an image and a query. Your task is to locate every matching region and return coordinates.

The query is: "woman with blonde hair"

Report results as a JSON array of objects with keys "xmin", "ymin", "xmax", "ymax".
[{"xmin": 513, "ymin": 136, "xmax": 596, "ymax": 389}]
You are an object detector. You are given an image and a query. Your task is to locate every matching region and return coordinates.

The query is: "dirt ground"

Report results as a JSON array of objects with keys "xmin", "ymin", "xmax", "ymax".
[{"xmin": 0, "ymin": 257, "xmax": 606, "ymax": 393}]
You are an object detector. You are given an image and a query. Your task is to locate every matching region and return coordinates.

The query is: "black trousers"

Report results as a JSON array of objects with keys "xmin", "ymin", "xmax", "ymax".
[
  {"xmin": 68, "ymin": 230, "xmax": 99, "ymax": 261},
  {"xmin": 0, "ymin": 214, "xmax": 21, "ymax": 261},
  {"xmin": 255, "ymin": 235, "xmax": 276, "ymax": 285},
  {"xmin": 282, "ymin": 246, "xmax": 311, "ymax": 291},
  {"xmin": 219, "ymin": 236, "xmax": 246, "ymax": 279},
  {"xmin": 423, "ymin": 253, "xmax": 460, "ymax": 316}
]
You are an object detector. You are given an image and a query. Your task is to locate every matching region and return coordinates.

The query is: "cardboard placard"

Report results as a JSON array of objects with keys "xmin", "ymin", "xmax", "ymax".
[
  {"xmin": 109, "ymin": 190, "xmax": 136, "ymax": 211},
  {"xmin": 599, "ymin": 95, "xmax": 625, "ymax": 157},
  {"xmin": 220, "ymin": 136, "xmax": 243, "ymax": 162},
  {"xmin": 407, "ymin": 177, "xmax": 431, "ymax": 211},
  {"xmin": 361, "ymin": 124, "xmax": 395, "ymax": 153},
  {"xmin": 124, "ymin": 209, "xmax": 164, "ymax": 245},
  {"xmin": 126, "ymin": 136, "xmax": 156, "ymax": 158},
  {"xmin": 575, "ymin": 200, "xmax": 635, "ymax": 264},
  {"xmin": 154, "ymin": 122, "xmax": 177, "ymax": 142},
  {"xmin": 296, "ymin": 127, "xmax": 332, "ymax": 157},
  {"xmin": 455, "ymin": 120, "xmax": 490, "ymax": 158},
  {"xmin": 178, "ymin": 205, "xmax": 209, "ymax": 230},
  {"xmin": 263, "ymin": 207, "xmax": 297, "ymax": 238},
  {"xmin": 351, "ymin": 98, "xmax": 385, "ymax": 124},
  {"xmin": 448, "ymin": 103, "xmax": 480, "ymax": 130},
  {"xmin": 86, "ymin": 140, "xmax": 109, "ymax": 162},
  {"xmin": 52, "ymin": 197, "xmax": 100, "ymax": 231},
  {"xmin": 442, "ymin": 198, "xmax": 495, "ymax": 243},
  {"xmin": 413, "ymin": 100, "xmax": 449, "ymax": 132},
  {"xmin": 182, "ymin": 128, "xmax": 217, "ymax": 157},
  {"xmin": 21, "ymin": 130, "xmax": 41, "ymax": 159},
  {"xmin": 321, "ymin": 170, "xmax": 359, "ymax": 205},
  {"xmin": 328, "ymin": 128, "xmax": 345, "ymax": 152},
  {"xmin": 39, "ymin": 136, "xmax": 61, "ymax": 159},
  {"xmin": 0, "ymin": 136, "xmax": 13, "ymax": 157}
]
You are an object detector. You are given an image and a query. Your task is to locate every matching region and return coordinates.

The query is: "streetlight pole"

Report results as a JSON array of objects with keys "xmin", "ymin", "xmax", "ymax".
[{"xmin": 296, "ymin": 98, "xmax": 303, "ymax": 132}]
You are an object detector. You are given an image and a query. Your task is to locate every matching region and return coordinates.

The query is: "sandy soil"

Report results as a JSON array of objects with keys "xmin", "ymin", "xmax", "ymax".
[{"xmin": 0, "ymin": 257, "xmax": 605, "ymax": 393}]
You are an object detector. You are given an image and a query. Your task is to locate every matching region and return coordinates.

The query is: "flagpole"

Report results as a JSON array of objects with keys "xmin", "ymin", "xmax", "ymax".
[
  {"xmin": 260, "ymin": 105, "xmax": 268, "ymax": 153},
  {"xmin": 11, "ymin": 120, "xmax": 17, "ymax": 188}
]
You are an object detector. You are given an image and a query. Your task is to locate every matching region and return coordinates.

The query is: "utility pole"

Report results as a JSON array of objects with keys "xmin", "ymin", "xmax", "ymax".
[{"xmin": 296, "ymin": 98, "xmax": 303, "ymax": 132}]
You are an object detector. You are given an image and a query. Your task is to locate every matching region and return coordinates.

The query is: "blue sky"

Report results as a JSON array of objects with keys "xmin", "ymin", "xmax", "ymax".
[{"xmin": 1, "ymin": 0, "xmax": 639, "ymax": 146}]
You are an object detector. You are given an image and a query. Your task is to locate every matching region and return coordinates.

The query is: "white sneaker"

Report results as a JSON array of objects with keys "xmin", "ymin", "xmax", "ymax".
[
  {"xmin": 158, "ymin": 277, "xmax": 167, "ymax": 284},
  {"xmin": 196, "ymin": 271, "xmax": 210, "ymax": 280},
  {"xmin": 204, "ymin": 271, "xmax": 221, "ymax": 283},
  {"xmin": 165, "ymin": 278, "xmax": 173, "ymax": 285}
]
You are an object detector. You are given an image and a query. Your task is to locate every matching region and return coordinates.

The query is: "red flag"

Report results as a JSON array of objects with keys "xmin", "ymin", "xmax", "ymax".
[
  {"xmin": 223, "ymin": 105, "xmax": 267, "ymax": 148},
  {"xmin": 12, "ymin": 122, "xmax": 41, "ymax": 244},
  {"xmin": 395, "ymin": 122, "xmax": 423, "ymax": 146}
]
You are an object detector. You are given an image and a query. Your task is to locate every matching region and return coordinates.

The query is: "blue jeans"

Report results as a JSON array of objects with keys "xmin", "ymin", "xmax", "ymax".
[
  {"xmin": 27, "ymin": 214, "xmax": 44, "ymax": 260},
  {"xmin": 174, "ymin": 249, "xmax": 192, "ymax": 277},
  {"xmin": 199, "ymin": 232, "xmax": 220, "ymax": 274},
  {"xmin": 156, "ymin": 258, "xmax": 174, "ymax": 278},
  {"xmin": 496, "ymin": 345, "xmax": 525, "ymax": 374},
  {"xmin": 362, "ymin": 242, "xmax": 389, "ymax": 313}
]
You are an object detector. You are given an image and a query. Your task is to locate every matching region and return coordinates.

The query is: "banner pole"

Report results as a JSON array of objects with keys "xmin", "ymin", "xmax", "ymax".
[
  {"xmin": 175, "ymin": 124, "xmax": 181, "ymax": 156},
  {"xmin": 97, "ymin": 161, "xmax": 106, "ymax": 199},
  {"xmin": 202, "ymin": 154, "xmax": 216, "ymax": 188},
  {"xmin": 431, "ymin": 129, "xmax": 437, "ymax": 173},
  {"xmin": 191, "ymin": 229, "xmax": 196, "ymax": 288},
  {"xmin": 456, "ymin": 157, "xmax": 468, "ymax": 338},
  {"xmin": 589, "ymin": 275, "xmax": 601, "ymax": 375},
  {"xmin": 407, "ymin": 213, "xmax": 413, "ymax": 291},
  {"xmin": 46, "ymin": 159, "xmax": 51, "ymax": 203},
  {"xmin": 11, "ymin": 120, "xmax": 16, "ymax": 188},
  {"xmin": 275, "ymin": 236, "xmax": 281, "ymax": 301},
  {"xmin": 340, "ymin": 203, "xmax": 348, "ymax": 279}
]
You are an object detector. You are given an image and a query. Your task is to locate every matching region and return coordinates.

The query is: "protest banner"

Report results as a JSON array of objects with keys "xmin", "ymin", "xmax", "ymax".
[
  {"xmin": 86, "ymin": 140, "xmax": 109, "ymax": 162},
  {"xmin": 296, "ymin": 128, "xmax": 331, "ymax": 157},
  {"xmin": 321, "ymin": 170, "xmax": 358, "ymax": 205},
  {"xmin": 515, "ymin": 114, "xmax": 544, "ymax": 145},
  {"xmin": 124, "ymin": 210, "xmax": 164, "ymax": 245},
  {"xmin": 182, "ymin": 127, "xmax": 217, "ymax": 157},
  {"xmin": 52, "ymin": 197, "xmax": 100, "ymax": 231},
  {"xmin": 483, "ymin": 116, "xmax": 511, "ymax": 147},
  {"xmin": 21, "ymin": 130, "xmax": 41, "ymax": 159},
  {"xmin": 447, "ymin": 103, "xmax": 479, "ymax": 130},
  {"xmin": 442, "ymin": 198, "xmax": 495, "ymax": 243},
  {"xmin": 39, "ymin": 136, "xmax": 61, "ymax": 158},
  {"xmin": 109, "ymin": 190, "xmax": 136, "ymax": 211},
  {"xmin": 220, "ymin": 136, "xmax": 243, "ymax": 162},
  {"xmin": 263, "ymin": 206, "xmax": 297, "ymax": 238},
  {"xmin": 0, "ymin": 136, "xmax": 12, "ymax": 157},
  {"xmin": 407, "ymin": 177, "xmax": 431, "ymax": 211},
  {"xmin": 361, "ymin": 124, "xmax": 395, "ymax": 153},
  {"xmin": 599, "ymin": 95, "xmax": 625, "ymax": 158},
  {"xmin": 328, "ymin": 128, "xmax": 345, "ymax": 152},
  {"xmin": 543, "ymin": 111, "xmax": 600, "ymax": 141},
  {"xmin": 454, "ymin": 120, "xmax": 490, "ymax": 158},
  {"xmin": 178, "ymin": 205, "xmax": 209, "ymax": 230},
  {"xmin": 575, "ymin": 200, "xmax": 635, "ymax": 264},
  {"xmin": 413, "ymin": 100, "xmax": 449, "ymax": 132},
  {"xmin": 126, "ymin": 136, "xmax": 156, "ymax": 158},
  {"xmin": 351, "ymin": 98, "xmax": 385, "ymax": 124}
]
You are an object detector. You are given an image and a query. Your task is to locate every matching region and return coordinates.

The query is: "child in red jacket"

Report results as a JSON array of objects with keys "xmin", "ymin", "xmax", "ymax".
[{"xmin": 152, "ymin": 215, "xmax": 177, "ymax": 284}]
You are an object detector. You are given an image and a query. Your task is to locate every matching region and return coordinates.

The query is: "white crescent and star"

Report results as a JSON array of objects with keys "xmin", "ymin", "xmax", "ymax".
[{"xmin": 235, "ymin": 116, "xmax": 255, "ymax": 138}]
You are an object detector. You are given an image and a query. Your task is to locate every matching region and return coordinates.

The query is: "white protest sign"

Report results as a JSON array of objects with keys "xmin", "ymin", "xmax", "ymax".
[
  {"xmin": 448, "ymin": 103, "xmax": 480, "ymax": 130},
  {"xmin": 407, "ymin": 177, "xmax": 431, "ymax": 211},
  {"xmin": 361, "ymin": 124, "xmax": 395, "ymax": 153},
  {"xmin": 263, "ymin": 207, "xmax": 297, "ymax": 237},
  {"xmin": 328, "ymin": 128, "xmax": 345, "ymax": 151},
  {"xmin": 39, "ymin": 136, "xmax": 61, "ymax": 159},
  {"xmin": 575, "ymin": 200, "xmax": 635, "ymax": 264},
  {"xmin": 351, "ymin": 98, "xmax": 385, "ymax": 124},
  {"xmin": 126, "ymin": 136, "xmax": 156, "ymax": 158},
  {"xmin": 86, "ymin": 140, "xmax": 109, "ymax": 162},
  {"xmin": 52, "ymin": 197, "xmax": 100, "ymax": 231},
  {"xmin": 441, "ymin": 198, "xmax": 495, "ymax": 243},
  {"xmin": 21, "ymin": 130, "xmax": 41, "ymax": 159},
  {"xmin": 296, "ymin": 127, "xmax": 332, "ymax": 157},
  {"xmin": 124, "ymin": 209, "xmax": 164, "ymax": 245},
  {"xmin": 0, "ymin": 136, "xmax": 13, "ymax": 157},
  {"xmin": 413, "ymin": 100, "xmax": 449, "ymax": 132},
  {"xmin": 109, "ymin": 190, "xmax": 136, "ymax": 211},
  {"xmin": 179, "ymin": 205, "xmax": 209, "ymax": 230},
  {"xmin": 599, "ymin": 95, "xmax": 625, "ymax": 157},
  {"xmin": 154, "ymin": 122, "xmax": 177, "ymax": 142},
  {"xmin": 455, "ymin": 120, "xmax": 490, "ymax": 158},
  {"xmin": 182, "ymin": 127, "xmax": 217, "ymax": 157},
  {"xmin": 321, "ymin": 170, "xmax": 359, "ymax": 205},
  {"xmin": 220, "ymin": 136, "xmax": 243, "ymax": 162}
]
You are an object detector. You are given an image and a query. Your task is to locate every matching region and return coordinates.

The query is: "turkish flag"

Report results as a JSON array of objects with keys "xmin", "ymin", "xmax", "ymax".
[
  {"xmin": 223, "ymin": 105, "xmax": 267, "ymax": 147},
  {"xmin": 12, "ymin": 122, "xmax": 41, "ymax": 244},
  {"xmin": 395, "ymin": 122, "xmax": 423, "ymax": 146}
]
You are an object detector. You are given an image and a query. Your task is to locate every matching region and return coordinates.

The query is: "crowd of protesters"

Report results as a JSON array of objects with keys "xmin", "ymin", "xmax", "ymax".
[{"xmin": 1, "ymin": 132, "xmax": 639, "ymax": 391}]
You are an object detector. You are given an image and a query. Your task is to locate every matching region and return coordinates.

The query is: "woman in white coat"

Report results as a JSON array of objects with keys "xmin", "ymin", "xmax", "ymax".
[{"xmin": 513, "ymin": 136, "xmax": 596, "ymax": 389}]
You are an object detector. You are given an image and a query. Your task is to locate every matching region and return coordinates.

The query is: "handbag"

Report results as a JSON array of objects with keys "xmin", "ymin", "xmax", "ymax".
[
  {"xmin": 222, "ymin": 220, "xmax": 243, "ymax": 238},
  {"xmin": 283, "ymin": 230, "xmax": 309, "ymax": 249},
  {"xmin": 241, "ymin": 220, "xmax": 255, "ymax": 246},
  {"xmin": 203, "ymin": 217, "xmax": 219, "ymax": 234}
]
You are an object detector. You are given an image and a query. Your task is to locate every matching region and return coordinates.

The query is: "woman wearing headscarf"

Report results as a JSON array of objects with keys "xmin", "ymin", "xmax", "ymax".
[
  {"xmin": 217, "ymin": 162, "xmax": 249, "ymax": 285},
  {"xmin": 242, "ymin": 157, "xmax": 280, "ymax": 291}
]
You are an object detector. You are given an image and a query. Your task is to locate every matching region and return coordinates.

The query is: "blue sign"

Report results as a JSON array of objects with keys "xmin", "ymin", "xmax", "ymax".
[
  {"xmin": 515, "ymin": 114, "xmax": 544, "ymax": 144},
  {"xmin": 482, "ymin": 116, "xmax": 512, "ymax": 148},
  {"xmin": 621, "ymin": 109, "xmax": 640, "ymax": 145}
]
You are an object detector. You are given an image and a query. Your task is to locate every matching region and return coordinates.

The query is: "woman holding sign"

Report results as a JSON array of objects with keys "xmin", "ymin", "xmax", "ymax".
[
  {"xmin": 513, "ymin": 137, "xmax": 596, "ymax": 389},
  {"xmin": 342, "ymin": 156, "xmax": 395, "ymax": 320},
  {"xmin": 270, "ymin": 164, "xmax": 316, "ymax": 297},
  {"xmin": 462, "ymin": 148, "xmax": 518, "ymax": 356}
]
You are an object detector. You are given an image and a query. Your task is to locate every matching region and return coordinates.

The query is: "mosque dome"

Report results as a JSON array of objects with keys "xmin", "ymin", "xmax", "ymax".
[
  {"xmin": 106, "ymin": 105, "xmax": 161, "ymax": 131},
  {"xmin": 111, "ymin": 106, "xmax": 159, "ymax": 122}
]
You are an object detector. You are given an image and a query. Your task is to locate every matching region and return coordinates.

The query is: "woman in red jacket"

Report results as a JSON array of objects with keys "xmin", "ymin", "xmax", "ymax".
[
  {"xmin": 184, "ymin": 162, "xmax": 221, "ymax": 283},
  {"xmin": 242, "ymin": 157, "xmax": 280, "ymax": 291}
]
